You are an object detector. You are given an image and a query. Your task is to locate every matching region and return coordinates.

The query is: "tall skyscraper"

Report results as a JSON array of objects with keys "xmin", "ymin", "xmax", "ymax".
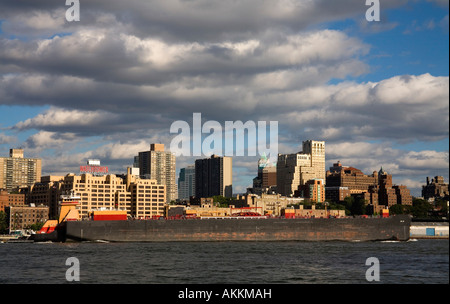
[
  {"xmin": 178, "ymin": 165, "xmax": 195, "ymax": 200},
  {"xmin": 0, "ymin": 148, "xmax": 42, "ymax": 192},
  {"xmin": 138, "ymin": 144, "xmax": 177, "ymax": 203},
  {"xmin": 276, "ymin": 140, "xmax": 325, "ymax": 197},
  {"xmin": 195, "ymin": 155, "xmax": 232, "ymax": 198}
]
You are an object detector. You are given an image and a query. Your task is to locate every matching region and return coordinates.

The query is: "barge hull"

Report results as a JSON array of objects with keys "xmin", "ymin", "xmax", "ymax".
[{"xmin": 64, "ymin": 215, "xmax": 410, "ymax": 242}]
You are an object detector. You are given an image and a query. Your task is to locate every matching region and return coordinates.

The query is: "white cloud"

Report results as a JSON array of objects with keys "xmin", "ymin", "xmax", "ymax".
[
  {"xmin": 373, "ymin": 74, "xmax": 449, "ymax": 106},
  {"xmin": 397, "ymin": 150, "xmax": 449, "ymax": 170},
  {"xmin": 14, "ymin": 107, "xmax": 117, "ymax": 131},
  {"xmin": 25, "ymin": 131, "xmax": 79, "ymax": 150}
]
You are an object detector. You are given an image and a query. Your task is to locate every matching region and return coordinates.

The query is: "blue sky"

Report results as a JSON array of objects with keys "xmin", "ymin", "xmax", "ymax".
[{"xmin": 0, "ymin": 0, "xmax": 448, "ymax": 197}]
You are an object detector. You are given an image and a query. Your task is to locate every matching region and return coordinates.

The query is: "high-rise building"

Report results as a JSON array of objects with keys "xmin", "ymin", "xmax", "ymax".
[
  {"xmin": 195, "ymin": 155, "xmax": 232, "ymax": 198},
  {"xmin": 0, "ymin": 149, "xmax": 42, "ymax": 192},
  {"xmin": 178, "ymin": 165, "xmax": 195, "ymax": 200},
  {"xmin": 377, "ymin": 167, "xmax": 398, "ymax": 207},
  {"xmin": 276, "ymin": 140, "xmax": 325, "ymax": 197},
  {"xmin": 138, "ymin": 144, "xmax": 177, "ymax": 203}
]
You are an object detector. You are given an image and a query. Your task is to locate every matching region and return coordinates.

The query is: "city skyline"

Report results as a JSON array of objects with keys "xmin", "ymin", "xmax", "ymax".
[
  {"xmin": 1, "ymin": 144, "xmax": 445, "ymax": 201},
  {"xmin": 0, "ymin": 0, "xmax": 448, "ymax": 197}
]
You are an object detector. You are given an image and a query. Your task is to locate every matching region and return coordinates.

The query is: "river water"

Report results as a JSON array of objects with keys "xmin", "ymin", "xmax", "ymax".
[{"xmin": 0, "ymin": 239, "xmax": 448, "ymax": 284}]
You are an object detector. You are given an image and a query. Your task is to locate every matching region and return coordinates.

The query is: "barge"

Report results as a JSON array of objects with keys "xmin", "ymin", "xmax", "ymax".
[
  {"xmin": 31, "ymin": 193, "xmax": 411, "ymax": 242},
  {"xmin": 63, "ymin": 215, "xmax": 411, "ymax": 242}
]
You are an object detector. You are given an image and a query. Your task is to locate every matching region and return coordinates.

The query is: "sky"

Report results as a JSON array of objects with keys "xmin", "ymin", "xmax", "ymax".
[{"xmin": 0, "ymin": 0, "xmax": 448, "ymax": 197}]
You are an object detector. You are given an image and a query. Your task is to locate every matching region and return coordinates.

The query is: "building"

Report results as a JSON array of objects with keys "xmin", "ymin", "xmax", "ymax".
[
  {"xmin": 262, "ymin": 166, "xmax": 277, "ymax": 189},
  {"xmin": 326, "ymin": 163, "xmax": 412, "ymax": 214},
  {"xmin": 28, "ymin": 176, "xmax": 64, "ymax": 219},
  {"xmin": 296, "ymin": 179, "xmax": 326, "ymax": 203},
  {"xmin": 0, "ymin": 189, "xmax": 26, "ymax": 212},
  {"xmin": 256, "ymin": 154, "xmax": 277, "ymax": 189},
  {"xmin": 393, "ymin": 185, "xmax": 413, "ymax": 206},
  {"xmin": 325, "ymin": 186, "xmax": 351, "ymax": 203},
  {"xmin": 0, "ymin": 149, "xmax": 42, "ymax": 192},
  {"xmin": 138, "ymin": 144, "xmax": 177, "ymax": 203},
  {"xmin": 250, "ymin": 155, "xmax": 277, "ymax": 195},
  {"xmin": 29, "ymin": 171, "xmax": 166, "ymax": 219},
  {"xmin": 236, "ymin": 193, "xmax": 304, "ymax": 216},
  {"xmin": 6, "ymin": 205, "xmax": 49, "ymax": 232},
  {"xmin": 364, "ymin": 168, "xmax": 412, "ymax": 213},
  {"xmin": 422, "ymin": 176, "xmax": 449, "ymax": 201},
  {"xmin": 178, "ymin": 165, "xmax": 195, "ymax": 201},
  {"xmin": 125, "ymin": 172, "xmax": 166, "ymax": 219},
  {"xmin": 326, "ymin": 161, "xmax": 378, "ymax": 194},
  {"xmin": 195, "ymin": 155, "xmax": 232, "ymax": 198},
  {"xmin": 277, "ymin": 140, "xmax": 325, "ymax": 197},
  {"xmin": 283, "ymin": 205, "xmax": 346, "ymax": 218},
  {"xmin": 377, "ymin": 167, "xmax": 399, "ymax": 207}
]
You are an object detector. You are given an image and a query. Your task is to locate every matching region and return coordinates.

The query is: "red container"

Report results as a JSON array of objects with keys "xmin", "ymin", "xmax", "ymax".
[{"xmin": 93, "ymin": 214, "xmax": 127, "ymax": 221}]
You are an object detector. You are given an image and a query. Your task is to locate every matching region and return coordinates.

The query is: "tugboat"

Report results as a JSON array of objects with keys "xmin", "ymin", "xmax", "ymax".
[{"xmin": 30, "ymin": 191, "xmax": 81, "ymax": 242}]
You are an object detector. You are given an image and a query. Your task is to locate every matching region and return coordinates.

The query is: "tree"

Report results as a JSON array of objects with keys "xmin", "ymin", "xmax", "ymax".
[
  {"xmin": 411, "ymin": 198, "xmax": 433, "ymax": 218},
  {"xmin": 389, "ymin": 204, "xmax": 405, "ymax": 215},
  {"xmin": 0, "ymin": 211, "xmax": 8, "ymax": 234},
  {"xmin": 212, "ymin": 195, "xmax": 236, "ymax": 207},
  {"xmin": 435, "ymin": 199, "xmax": 449, "ymax": 219},
  {"xmin": 351, "ymin": 197, "xmax": 366, "ymax": 216},
  {"xmin": 340, "ymin": 196, "xmax": 367, "ymax": 216},
  {"xmin": 342, "ymin": 196, "xmax": 354, "ymax": 215},
  {"xmin": 30, "ymin": 222, "xmax": 45, "ymax": 232}
]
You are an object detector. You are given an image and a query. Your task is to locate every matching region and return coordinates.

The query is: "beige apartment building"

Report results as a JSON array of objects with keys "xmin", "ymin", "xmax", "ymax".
[
  {"xmin": 138, "ymin": 144, "xmax": 177, "ymax": 203},
  {"xmin": 28, "ymin": 175, "xmax": 64, "ymax": 219},
  {"xmin": 29, "ymin": 170, "xmax": 166, "ymax": 219},
  {"xmin": 0, "ymin": 149, "xmax": 42, "ymax": 192},
  {"xmin": 277, "ymin": 140, "xmax": 325, "ymax": 197}
]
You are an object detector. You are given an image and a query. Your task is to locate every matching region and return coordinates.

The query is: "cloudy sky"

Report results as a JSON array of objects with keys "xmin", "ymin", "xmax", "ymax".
[{"xmin": 0, "ymin": 0, "xmax": 448, "ymax": 196}]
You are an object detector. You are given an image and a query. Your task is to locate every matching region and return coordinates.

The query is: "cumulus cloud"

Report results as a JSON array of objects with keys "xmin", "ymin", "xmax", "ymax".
[
  {"xmin": 0, "ymin": 133, "xmax": 15, "ymax": 145},
  {"xmin": 397, "ymin": 150, "xmax": 449, "ymax": 170},
  {"xmin": 25, "ymin": 131, "xmax": 79, "ymax": 150},
  {"xmin": 14, "ymin": 107, "xmax": 117, "ymax": 131}
]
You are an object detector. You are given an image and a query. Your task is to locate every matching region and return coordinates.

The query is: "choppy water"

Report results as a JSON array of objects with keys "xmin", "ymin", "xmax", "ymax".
[{"xmin": 0, "ymin": 239, "xmax": 448, "ymax": 284}]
